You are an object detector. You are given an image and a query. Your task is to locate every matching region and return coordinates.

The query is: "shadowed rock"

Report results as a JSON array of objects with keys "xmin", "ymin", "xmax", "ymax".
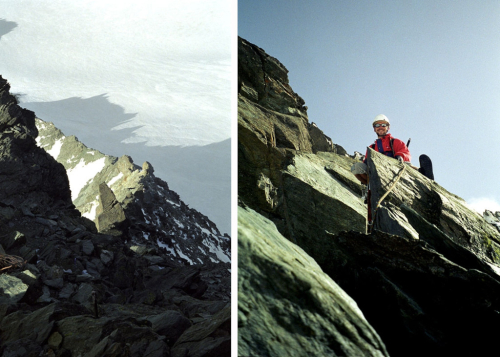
[{"xmin": 96, "ymin": 182, "xmax": 128, "ymax": 235}]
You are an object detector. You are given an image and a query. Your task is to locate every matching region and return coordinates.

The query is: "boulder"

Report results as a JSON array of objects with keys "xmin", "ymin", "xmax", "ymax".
[
  {"xmin": 96, "ymin": 182, "xmax": 129, "ymax": 235},
  {"xmin": 238, "ymin": 205, "xmax": 389, "ymax": 357}
]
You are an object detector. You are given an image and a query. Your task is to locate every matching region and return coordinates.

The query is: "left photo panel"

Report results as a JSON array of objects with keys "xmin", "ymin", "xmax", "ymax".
[{"xmin": 0, "ymin": 1, "xmax": 232, "ymax": 356}]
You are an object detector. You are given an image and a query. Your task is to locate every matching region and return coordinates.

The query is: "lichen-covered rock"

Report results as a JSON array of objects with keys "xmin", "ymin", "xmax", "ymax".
[
  {"xmin": 0, "ymin": 274, "xmax": 28, "ymax": 304},
  {"xmin": 367, "ymin": 148, "xmax": 500, "ymax": 270},
  {"xmin": 238, "ymin": 205, "xmax": 388, "ymax": 357}
]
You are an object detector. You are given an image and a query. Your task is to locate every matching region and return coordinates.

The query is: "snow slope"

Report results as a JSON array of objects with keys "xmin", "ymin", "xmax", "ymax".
[{"xmin": 0, "ymin": 0, "xmax": 232, "ymax": 233}]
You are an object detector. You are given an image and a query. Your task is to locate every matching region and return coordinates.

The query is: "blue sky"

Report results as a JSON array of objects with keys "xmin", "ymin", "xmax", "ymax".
[{"xmin": 239, "ymin": 0, "xmax": 500, "ymax": 213}]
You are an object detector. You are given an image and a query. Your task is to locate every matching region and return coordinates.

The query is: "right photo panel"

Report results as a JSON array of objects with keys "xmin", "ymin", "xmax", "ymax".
[{"xmin": 238, "ymin": 1, "xmax": 500, "ymax": 356}]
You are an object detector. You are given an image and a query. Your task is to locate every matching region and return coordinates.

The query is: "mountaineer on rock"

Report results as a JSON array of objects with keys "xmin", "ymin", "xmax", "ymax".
[{"xmin": 351, "ymin": 114, "xmax": 434, "ymax": 186}]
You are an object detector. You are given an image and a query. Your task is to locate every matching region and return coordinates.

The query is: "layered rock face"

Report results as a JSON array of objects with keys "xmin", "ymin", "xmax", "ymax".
[
  {"xmin": 0, "ymin": 75, "xmax": 230, "ymax": 357},
  {"xmin": 238, "ymin": 37, "xmax": 500, "ymax": 356}
]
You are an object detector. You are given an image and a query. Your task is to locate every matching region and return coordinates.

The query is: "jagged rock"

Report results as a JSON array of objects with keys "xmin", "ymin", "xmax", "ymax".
[
  {"xmin": 308, "ymin": 122, "xmax": 336, "ymax": 153},
  {"xmin": 238, "ymin": 37, "xmax": 366, "ymax": 253},
  {"xmin": 238, "ymin": 205, "xmax": 388, "ymax": 357},
  {"xmin": 238, "ymin": 37, "xmax": 307, "ymax": 117},
  {"xmin": 145, "ymin": 310, "xmax": 192, "ymax": 345},
  {"xmin": 96, "ymin": 182, "xmax": 128, "ymax": 235},
  {"xmin": 0, "ymin": 76, "xmax": 72, "ymax": 214},
  {"xmin": 36, "ymin": 118, "xmax": 231, "ymax": 266},
  {"xmin": 484, "ymin": 209, "xmax": 500, "ymax": 233}
]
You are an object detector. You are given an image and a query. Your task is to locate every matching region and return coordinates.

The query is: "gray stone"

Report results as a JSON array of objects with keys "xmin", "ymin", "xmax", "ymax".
[
  {"xmin": 43, "ymin": 277, "xmax": 63, "ymax": 289},
  {"xmin": 100, "ymin": 249, "xmax": 114, "ymax": 265},
  {"xmin": 145, "ymin": 310, "xmax": 191, "ymax": 345},
  {"xmin": 59, "ymin": 283, "xmax": 75, "ymax": 299},
  {"xmin": 0, "ymin": 274, "xmax": 28, "ymax": 304},
  {"xmin": 72, "ymin": 282, "xmax": 94, "ymax": 305},
  {"xmin": 81, "ymin": 239, "xmax": 94, "ymax": 255},
  {"xmin": 36, "ymin": 285, "xmax": 52, "ymax": 303}
]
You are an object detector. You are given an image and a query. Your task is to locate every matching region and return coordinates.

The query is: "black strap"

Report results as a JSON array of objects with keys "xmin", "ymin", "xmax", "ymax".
[{"xmin": 373, "ymin": 138, "xmax": 395, "ymax": 157}]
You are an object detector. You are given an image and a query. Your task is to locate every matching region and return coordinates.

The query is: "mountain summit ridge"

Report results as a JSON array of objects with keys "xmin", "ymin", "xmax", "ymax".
[{"xmin": 35, "ymin": 118, "xmax": 230, "ymax": 266}]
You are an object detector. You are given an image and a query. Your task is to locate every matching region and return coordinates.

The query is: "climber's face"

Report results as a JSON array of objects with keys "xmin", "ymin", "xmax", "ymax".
[{"xmin": 373, "ymin": 121, "xmax": 389, "ymax": 137}]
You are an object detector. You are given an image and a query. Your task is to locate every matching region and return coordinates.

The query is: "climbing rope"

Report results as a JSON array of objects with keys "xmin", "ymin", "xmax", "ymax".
[
  {"xmin": 0, "ymin": 254, "xmax": 26, "ymax": 272},
  {"xmin": 367, "ymin": 163, "xmax": 407, "ymax": 234}
]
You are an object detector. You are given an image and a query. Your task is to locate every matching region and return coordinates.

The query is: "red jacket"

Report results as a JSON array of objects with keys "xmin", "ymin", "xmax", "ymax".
[{"xmin": 364, "ymin": 133, "xmax": 411, "ymax": 163}]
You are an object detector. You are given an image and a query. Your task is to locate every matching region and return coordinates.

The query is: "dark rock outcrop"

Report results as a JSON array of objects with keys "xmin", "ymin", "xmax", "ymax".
[
  {"xmin": 0, "ymin": 74, "xmax": 230, "ymax": 356},
  {"xmin": 96, "ymin": 182, "xmax": 128, "ymax": 235},
  {"xmin": 0, "ymin": 76, "xmax": 72, "ymax": 219},
  {"xmin": 238, "ymin": 37, "xmax": 500, "ymax": 356}
]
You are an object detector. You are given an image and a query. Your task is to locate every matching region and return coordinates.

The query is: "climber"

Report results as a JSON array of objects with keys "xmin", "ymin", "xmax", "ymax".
[
  {"xmin": 350, "ymin": 114, "xmax": 434, "ymax": 185},
  {"xmin": 350, "ymin": 114, "xmax": 411, "ymax": 185}
]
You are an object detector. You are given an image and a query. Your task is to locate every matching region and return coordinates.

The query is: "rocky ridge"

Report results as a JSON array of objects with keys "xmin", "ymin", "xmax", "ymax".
[
  {"xmin": 0, "ymin": 75, "xmax": 230, "ymax": 357},
  {"xmin": 238, "ymin": 36, "xmax": 500, "ymax": 356},
  {"xmin": 35, "ymin": 119, "xmax": 230, "ymax": 267}
]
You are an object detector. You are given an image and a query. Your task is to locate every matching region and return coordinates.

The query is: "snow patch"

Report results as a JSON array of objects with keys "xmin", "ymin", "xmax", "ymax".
[
  {"xmin": 174, "ymin": 218, "xmax": 184, "ymax": 228},
  {"xmin": 46, "ymin": 139, "xmax": 63, "ymax": 159},
  {"xmin": 82, "ymin": 197, "xmax": 99, "ymax": 221},
  {"xmin": 202, "ymin": 238, "xmax": 230, "ymax": 263},
  {"xmin": 157, "ymin": 239, "xmax": 176, "ymax": 256},
  {"xmin": 107, "ymin": 172, "xmax": 123, "ymax": 187},
  {"xmin": 141, "ymin": 208, "xmax": 150, "ymax": 224},
  {"xmin": 175, "ymin": 244, "xmax": 193, "ymax": 265},
  {"xmin": 67, "ymin": 157, "xmax": 106, "ymax": 200},
  {"xmin": 196, "ymin": 223, "xmax": 215, "ymax": 237}
]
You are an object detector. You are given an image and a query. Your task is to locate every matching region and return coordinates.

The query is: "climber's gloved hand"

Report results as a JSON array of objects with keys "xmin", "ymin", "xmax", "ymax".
[{"xmin": 396, "ymin": 156, "xmax": 404, "ymax": 163}]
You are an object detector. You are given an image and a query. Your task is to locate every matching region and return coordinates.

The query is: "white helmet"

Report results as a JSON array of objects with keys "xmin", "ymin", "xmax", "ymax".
[{"xmin": 373, "ymin": 114, "xmax": 390, "ymax": 125}]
